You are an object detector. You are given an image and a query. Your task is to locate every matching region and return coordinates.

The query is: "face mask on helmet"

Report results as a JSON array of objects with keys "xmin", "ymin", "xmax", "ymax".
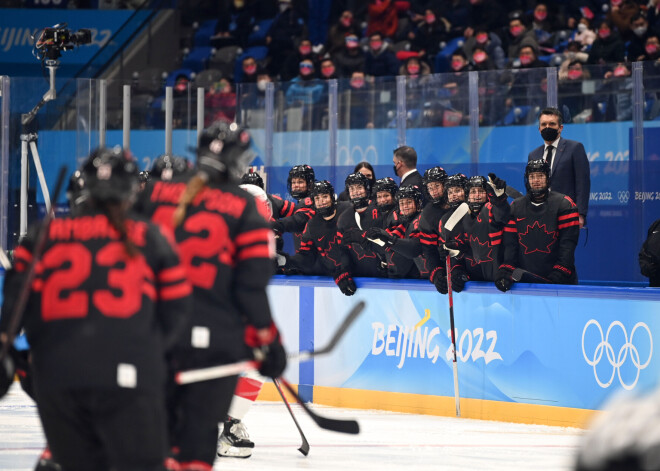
[
  {"xmin": 444, "ymin": 174, "xmax": 468, "ymax": 209},
  {"xmin": 423, "ymin": 166, "xmax": 448, "ymax": 206},
  {"xmin": 373, "ymin": 177, "xmax": 398, "ymax": 212},
  {"xmin": 395, "ymin": 185, "xmax": 423, "ymax": 223},
  {"xmin": 197, "ymin": 121, "xmax": 254, "ymax": 183},
  {"xmin": 311, "ymin": 180, "xmax": 337, "ymax": 217},
  {"xmin": 524, "ymin": 159, "xmax": 551, "ymax": 201},
  {"xmin": 466, "ymin": 176, "xmax": 488, "ymax": 213},
  {"xmin": 81, "ymin": 146, "xmax": 139, "ymax": 203},
  {"xmin": 345, "ymin": 172, "xmax": 372, "ymax": 210},
  {"xmin": 287, "ymin": 165, "xmax": 315, "ymax": 200}
]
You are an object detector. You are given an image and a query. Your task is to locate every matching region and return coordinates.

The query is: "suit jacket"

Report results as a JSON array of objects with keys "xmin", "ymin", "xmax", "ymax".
[
  {"xmin": 528, "ymin": 138, "xmax": 590, "ymax": 221},
  {"xmin": 400, "ymin": 170, "xmax": 423, "ymax": 189}
]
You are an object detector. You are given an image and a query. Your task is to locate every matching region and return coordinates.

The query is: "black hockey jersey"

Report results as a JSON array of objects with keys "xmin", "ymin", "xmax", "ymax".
[
  {"xmin": 502, "ymin": 192, "xmax": 580, "ymax": 283},
  {"xmin": 0, "ymin": 211, "xmax": 191, "ymax": 393},
  {"xmin": 275, "ymin": 196, "xmax": 315, "ymax": 253},
  {"xmin": 337, "ymin": 203, "xmax": 387, "ymax": 278},
  {"xmin": 268, "ymin": 194, "xmax": 295, "ymax": 220},
  {"xmin": 137, "ymin": 178, "xmax": 276, "ymax": 368}
]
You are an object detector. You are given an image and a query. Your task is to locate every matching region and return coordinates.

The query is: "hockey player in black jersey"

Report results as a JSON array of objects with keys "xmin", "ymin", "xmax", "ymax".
[
  {"xmin": 336, "ymin": 172, "xmax": 388, "ymax": 295},
  {"xmin": 496, "ymin": 159, "xmax": 580, "ymax": 292},
  {"xmin": 441, "ymin": 175, "xmax": 511, "ymax": 284},
  {"xmin": 271, "ymin": 165, "xmax": 316, "ymax": 254},
  {"xmin": 136, "ymin": 121, "xmax": 287, "ymax": 470},
  {"xmin": 280, "ymin": 180, "xmax": 352, "ymax": 276},
  {"xmin": 151, "ymin": 154, "xmax": 193, "ymax": 181},
  {"xmin": 373, "ymin": 177, "xmax": 398, "ymax": 217},
  {"xmin": 241, "ymin": 170, "xmax": 296, "ymax": 222},
  {"xmin": 1, "ymin": 147, "xmax": 192, "ymax": 471}
]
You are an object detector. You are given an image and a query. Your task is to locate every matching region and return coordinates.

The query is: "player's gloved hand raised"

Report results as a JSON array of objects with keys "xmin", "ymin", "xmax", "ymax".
[
  {"xmin": 449, "ymin": 266, "xmax": 469, "ymax": 292},
  {"xmin": 547, "ymin": 265, "xmax": 572, "ymax": 284},
  {"xmin": 487, "ymin": 173, "xmax": 507, "ymax": 200},
  {"xmin": 429, "ymin": 267, "xmax": 448, "ymax": 295},
  {"xmin": 245, "ymin": 324, "xmax": 287, "ymax": 378},
  {"xmin": 495, "ymin": 265, "xmax": 514, "ymax": 292},
  {"xmin": 334, "ymin": 271, "xmax": 357, "ymax": 296},
  {"xmin": 341, "ymin": 228, "xmax": 366, "ymax": 245},
  {"xmin": 366, "ymin": 227, "xmax": 396, "ymax": 246}
]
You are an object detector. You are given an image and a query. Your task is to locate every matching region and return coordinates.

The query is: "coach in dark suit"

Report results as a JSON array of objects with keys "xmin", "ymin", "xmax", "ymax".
[
  {"xmin": 528, "ymin": 107, "xmax": 590, "ymax": 227},
  {"xmin": 393, "ymin": 146, "xmax": 423, "ymax": 188}
]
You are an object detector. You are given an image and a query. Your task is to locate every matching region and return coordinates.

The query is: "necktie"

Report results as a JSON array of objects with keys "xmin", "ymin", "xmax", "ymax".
[{"xmin": 546, "ymin": 145, "xmax": 554, "ymax": 168}]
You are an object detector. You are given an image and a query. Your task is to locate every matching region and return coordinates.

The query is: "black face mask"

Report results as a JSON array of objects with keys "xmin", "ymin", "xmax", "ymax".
[
  {"xmin": 540, "ymin": 127, "xmax": 559, "ymax": 142},
  {"xmin": 393, "ymin": 164, "xmax": 399, "ymax": 177}
]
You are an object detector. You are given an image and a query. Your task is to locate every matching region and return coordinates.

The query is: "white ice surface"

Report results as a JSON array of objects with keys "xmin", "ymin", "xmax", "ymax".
[{"xmin": 0, "ymin": 383, "xmax": 585, "ymax": 471}]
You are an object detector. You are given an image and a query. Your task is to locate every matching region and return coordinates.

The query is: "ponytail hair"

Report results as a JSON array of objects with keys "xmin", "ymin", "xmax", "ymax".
[
  {"xmin": 173, "ymin": 172, "xmax": 209, "ymax": 227},
  {"xmin": 97, "ymin": 200, "xmax": 139, "ymax": 258}
]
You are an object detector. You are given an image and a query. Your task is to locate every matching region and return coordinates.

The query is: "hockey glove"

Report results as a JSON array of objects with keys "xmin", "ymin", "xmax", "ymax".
[
  {"xmin": 639, "ymin": 249, "xmax": 659, "ymax": 278},
  {"xmin": 487, "ymin": 173, "xmax": 507, "ymax": 200},
  {"xmin": 334, "ymin": 271, "xmax": 357, "ymax": 296},
  {"xmin": 547, "ymin": 265, "xmax": 573, "ymax": 284},
  {"xmin": 245, "ymin": 323, "xmax": 287, "ymax": 378},
  {"xmin": 341, "ymin": 228, "xmax": 366, "ymax": 245},
  {"xmin": 449, "ymin": 266, "xmax": 469, "ymax": 293},
  {"xmin": 366, "ymin": 227, "xmax": 396, "ymax": 246},
  {"xmin": 271, "ymin": 220, "xmax": 285, "ymax": 235},
  {"xmin": 495, "ymin": 265, "xmax": 515, "ymax": 292},
  {"xmin": 443, "ymin": 240, "xmax": 464, "ymax": 258},
  {"xmin": 429, "ymin": 267, "xmax": 448, "ymax": 295}
]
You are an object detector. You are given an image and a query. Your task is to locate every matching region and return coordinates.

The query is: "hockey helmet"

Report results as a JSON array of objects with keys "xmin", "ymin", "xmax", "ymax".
[
  {"xmin": 241, "ymin": 170, "xmax": 264, "ymax": 189},
  {"xmin": 66, "ymin": 169, "xmax": 88, "ymax": 212},
  {"xmin": 345, "ymin": 172, "xmax": 372, "ymax": 210},
  {"xmin": 524, "ymin": 159, "xmax": 551, "ymax": 200},
  {"xmin": 373, "ymin": 177, "xmax": 398, "ymax": 211},
  {"xmin": 81, "ymin": 147, "xmax": 139, "ymax": 203},
  {"xmin": 197, "ymin": 120, "xmax": 254, "ymax": 183},
  {"xmin": 444, "ymin": 173, "xmax": 468, "ymax": 209},
  {"xmin": 466, "ymin": 176, "xmax": 488, "ymax": 213},
  {"xmin": 395, "ymin": 185, "xmax": 423, "ymax": 222},
  {"xmin": 423, "ymin": 166, "xmax": 448, "ymax": 205},
  {"xmin": 311, "ymin": 180, "xmax": 337, "ymax": 217},
  {"xmin": 151, "ymin": 154, "xmax": 190, "ymax": 181},
  {"xmin": 287, "ymin": 165, "xmax": 315, "ymax": 200}
]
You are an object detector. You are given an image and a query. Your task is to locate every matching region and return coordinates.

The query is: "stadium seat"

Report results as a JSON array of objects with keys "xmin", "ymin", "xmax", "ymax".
[{"xmin": 182, "ymin": 47, "xmax": 215, "ymax": 73}]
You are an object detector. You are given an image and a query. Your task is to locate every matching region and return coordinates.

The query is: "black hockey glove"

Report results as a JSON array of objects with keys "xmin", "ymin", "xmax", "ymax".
[
  {"xmin": 366, "ymin": 227, "xmax": 396, "ymax": 246},
  {"xmin": 449, "ymin": 266, "xmax": 469, "ymax": 293},
  {"xmin": 245, "ymin": 323, "xmax": 287, "ymax": 378},
  {"xmin": 271, "ymin": 220, "xmax": 285, "ymax": 234},
  {"xmin": 429, "ymin": 267, "xmax": 448, "ymax": 295},
  {"xmin": 443, "ymin": 240, "xmax": 464, "ymax": 258},
  {"xmin": 639, "ymin": 248, "xmax": 659, "ymax": 279},
  {"xmin": 334, "ymin": 271, "xmax": 357, "ymax": 296},
  {"xmin": 0, "ymin": 342, "xmax": 15, "ymax": 399},
  {"xmin": 495, "ymin": 264, "xmax": 515, "ymax": 292},
  {"xmin": 547, "ymin": 265, "xmax": 573, "ymax": 284},
  {"xmin": 487, "ymin": 173, "xmax": 507, "ymax": 201},
  {"xmin": 341, "ymin": 228, "xmax": 366, "ymax": 246}
]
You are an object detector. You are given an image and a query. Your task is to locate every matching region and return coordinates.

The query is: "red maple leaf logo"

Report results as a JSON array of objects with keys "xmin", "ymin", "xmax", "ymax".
[
  {"xmin": 519, "ymin": 221, "xmax": 557, "ymax": 254},
  {"xmin": 465, "ymin": 235, "xmax": 494, "ymax": 267},
  {"xmin": 322, "ymin": 235, "xmax": 342, "ymax": 267}
]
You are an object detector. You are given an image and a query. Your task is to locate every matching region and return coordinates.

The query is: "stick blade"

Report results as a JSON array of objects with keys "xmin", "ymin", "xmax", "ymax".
[
  {"xmin": 511, "ymin": 268, "xmax": 524, "ymax": 282},
  {"xmin": 298, "ymin": 441, "xmax": 310, "ymax": 456},
  {"xmin": 444, "ymin": 202, "xmax": 470, "ymax": 231}
]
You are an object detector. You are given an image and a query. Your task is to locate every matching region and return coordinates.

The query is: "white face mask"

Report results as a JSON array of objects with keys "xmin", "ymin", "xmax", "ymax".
[
  {"xmin": 279, "ymin": 3, "xmax": 288, "ymax": 13},
  {"xmin": 577, "ymin": 23, "xmax": 587, "ymax": 33},
  {"xmin": 633, "ymin": 26, "xmax": 648, "ymax": 37},
  {"xmin": 257, "ymin": 80, "xmax": 268, "ymax": 92}
]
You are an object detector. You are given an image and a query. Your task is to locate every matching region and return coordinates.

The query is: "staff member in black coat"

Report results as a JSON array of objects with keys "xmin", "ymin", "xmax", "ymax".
[{"xmin": 393, "ymin": 145, "xmax": 424, "ymax": 189}]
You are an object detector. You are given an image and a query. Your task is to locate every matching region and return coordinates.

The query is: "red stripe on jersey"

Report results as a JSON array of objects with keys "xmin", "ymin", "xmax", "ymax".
[
  {"xmin": 237, "ymin": 244, "xmax": 271, "ymax": 261},
  {"xmin": 143, "ymin": 283, "xmax": 156, "ymax": 300},
  {"xmin": 234, "ymin": 376, "xmax": 265, "ymax": 401},
  {"xmin": 13, "ymin": 246, "xmax": 32, "ymax": 267},
  {"xmin": 159, "ymin": 281, "xmax": 192, "ymax": 301},
  {"xmin": 235, "ymin": 228, "xmax": 271, "ymax": 247},
  {"xmin": 489, "ymin": 230, "xmax": 503, "ymax": 238},
  {"xmin": 558, "ymin": 220, "xmax": 580, "ymax": 229},
  {"xmin": 282, "ymin": 200, "xmax": 295, "ymax": 217},
  {"xmin": 491, "ymin": 239, "xmax": 502, "ymax": 246},
  {"xmin": 558, "ymin": 212, "xmax": 579, "ymax": 221},
  {"xmin": 158, "ymin": 265, "xmax": 187, "ymax": 283},
  {"xmin": 504, "ymin": 227, "xmax": 518, "ymax": 233}
]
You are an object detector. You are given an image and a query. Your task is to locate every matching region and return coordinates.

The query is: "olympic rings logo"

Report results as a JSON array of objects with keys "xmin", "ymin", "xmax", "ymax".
[
  {"xmin": 582, "ymin": 320, "xmax": 653, "ymax": 390},
  {"xmin": 618, "ymin": 191, "xmax": 630, "ymax": 204}
]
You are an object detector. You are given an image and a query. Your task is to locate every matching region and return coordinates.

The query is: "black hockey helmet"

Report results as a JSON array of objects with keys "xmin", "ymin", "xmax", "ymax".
[
  {"xmin": 151, "ymin": 154, "xmax": 190, "ymax": 181},
  {"xmin": 423, "ymin": 166, "xmax": 448, "ymax": 205},
  {"xmin": 524, "ymin": 159, "xmax": 551, "ymax": 200},
  {"xmin": 396, "ymin": 184, "xmax": 423, "ymax": 222},
  {"xmin": 311, "ymin": 180, "xmax": 337, "ymax": 217},
  {"xmin": 373, "ymin": 177, "xmax": 398, "ymax": 196},
  {"xmin": 66, "ymin": 169, "xmax": 88, "ymax": 213},
  {"xmin": 81, "ymin": 147, "xmax": 139, "ymax": 203},
  {"xmin": 345, "ymin": 172, "xmax": 372, "ymax": 210},
  {"xmin": 138, "ymin": 170, "xmax": 150, "ymax": 185},
  {"xmin": 197, "ymin": 120, "xmax": 254, "ymax": 183},
  {"xmin": 444, "ymin": 173, "xmax": 468, "ymax": 209},
  {"xmin": 287, "ymin": 164, "xmax": 315, "ymax": 200},
  {"xmin": 466, "ymin": 176, "xmax": 488, "ymax": 213},
  {"xmin": 241, "ymin": 170, "xmax": 264, "ymax": 189}
]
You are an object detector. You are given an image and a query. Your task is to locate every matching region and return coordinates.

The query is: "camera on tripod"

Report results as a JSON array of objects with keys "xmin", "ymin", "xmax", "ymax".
[{"xmin": 34, "ymin": 23, "xmax": 92, "ymax": 62}]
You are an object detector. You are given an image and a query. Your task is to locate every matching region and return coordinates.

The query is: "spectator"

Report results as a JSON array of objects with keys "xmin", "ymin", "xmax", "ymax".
[
  {"xmin": 213, "ymin": 0, "xmax": 254, "ymax": 49},
  {"xmin": 529, "ymin": 3, "xmax": 561, "ymax": 51},
  {"xmin": 241, "ymin": 56, "xmax": 260, "ymax": 83},
  {"xmin": 333, "ymin": 34, "xmax": 366, "ymax": 78},
  {"xmin": 267, "ymin": 0, "xmax": 307, "ymax": 79},
  {"xmin": 410, "ymin": 8, "xmax": 451, "ymax": 60},
  {"xmin": 449, "ymin": 49, "xmax": 471, "ymax": 73},
  {"xmin": 572, "ymin": 17, "xmax": 597, "ymax": 49},
  {"xmin": 364, "ymin": 32, "xmax": 400, "ymax": 77},
  {"xmin": 627, "ymin": 12, "xmax": 654, "ymax": 61},
  {"xmin": 558, "ymin": 60, "xmax": 592, "ymax": 122},
  {"xmin": 527, "ymin": 107, "xmax": 590, "ymax": 228},
  {"xmin": 462, "ymin": 27, "xmax": 507, "ymax": 69},
  {"xmin": 327, "ymin": 10, "xmax": 362, "ymax": 54},
  {"xmin": 608, "ymin": 0, "xmax": 640, "ymax": 37},
  {"xmin": 438, "ymin": 0, "xmax": 472, "ymax": 38},
  {"xmin": 282, "ymin": 38, "xmax": 320, "ymax": 81},
  {"xmin": 502, "ymin": 10, "xmax": 539, "ymax": 59},
  {"xmin": 399, "ymin": 55, "xmax": 431, "ymax": 79},
  {"xmin": 338, "ymin": 162, "xmax": 376, "ymax": 201},
  {"xmin": 496, "ymin": 159, "xmax": 580, "ymax": 291},
  {"xmin": 515, "ymin": 44, "xmax": 548, "ymax": 69},
  {"xmin": 639, "ymin": 218, "xmax": 660, "ymax": 287},
  {"xmin": 592, "ymin": 61, "xmax": 634, "ymax": 122},
  {"xmin": 340, "ymin": 71, "xmax": 378, "ymax": 128},
  {"xmin": 204, "ymin": 78, "xmax": 236, "ymax": 126},
  {"xmin": 635, "ymin": 32, "xmax": 660, "ymax": 61},
  {"xmin": 367, "ymin": 0, "xmax": 398, "ymax": 39},
  {"xmin": 587, "ymin": 20, "xmax": 626, "ymax": 65},
  {"xmin": 470, "ymin": 45, "xmax": 497, "ymax": 71},
  {"xmin": 285, "ymin": 59, "xmax": 325, "ymax": 106},
  {"xmin": 393, "ymin": 145, "xmax": 423, "ymax": 188},
  {"xmin": 319, "ymin": 56, "xmax": 339, "ymax": 79}
]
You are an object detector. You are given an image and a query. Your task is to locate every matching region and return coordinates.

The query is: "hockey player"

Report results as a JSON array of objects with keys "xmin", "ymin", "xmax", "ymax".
[
  {"xmin": 372, "ymin": 177, "xmax": 398, "ymax": 217},
  {"xmin": 240, "ymin": 170, "xmax": 295, "ymax": 221},
  {"xmin": 279, "ymin": 180, "xmax": 352, "ymax": 276},
  {"xmin": 137, "ymin": 121, "xmax": 287, "ymax": 470},
  {"xmin": 442, "ymin": 175, "xmax": 511, "ymax": 283},
  {"xmin": 0, "ymin": 147, "xmax": 192, "ymax": 470},
  {"xmin": 495, "ymin": 159, "xmax": 580, "ymax": 292},
  {"xmin": 150, "ymin": 154, "xmax": 192, "ymax": 181}
]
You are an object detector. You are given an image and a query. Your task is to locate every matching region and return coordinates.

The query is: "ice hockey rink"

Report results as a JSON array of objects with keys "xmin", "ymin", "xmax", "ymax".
[{"xmin": 0, "ymin": 384, "xmax": 585, "ymax": 471}]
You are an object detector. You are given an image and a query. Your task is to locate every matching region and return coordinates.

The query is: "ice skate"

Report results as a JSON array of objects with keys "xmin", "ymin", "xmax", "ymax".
[{"xmin": 217, "ymin": 418, "xmax": 254, "ymax": 458}]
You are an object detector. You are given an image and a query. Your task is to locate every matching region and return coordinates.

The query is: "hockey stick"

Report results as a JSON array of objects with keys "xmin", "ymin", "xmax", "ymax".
[
  {"xmin": 279, "ymin": 377, "xmax": 360, "ymax": 435},
  {"xmin": 444, "ymin": 202, "xmax": 470, "ymax": 232},
  {"xmin": 511, "ymin": 267, "xmax": 550, "ymax": 283},
  {"xmin": 0, "ymin": 248, "xmax": 11, "ymax": 270},
  {"xmin": 355, "ymin": 211, "xmax": 385, "ymax": 247},
  {"xmin": 175, "ymin": 301, "xmax": 367, "ymax": 385},
  {"xmin": 0, "ymin": 166, "xmax": 68, "ymax": 364},
  {"xmin": 273, "ymin": 378, "xmax": 310, "ymax": 456},
  {"xmin": 445, "ymin": 253, "xmax": 461, "ymax": 418},
  {"xmin": 505, "ymin": 185, "xmax": 524, "ymax": 199}
]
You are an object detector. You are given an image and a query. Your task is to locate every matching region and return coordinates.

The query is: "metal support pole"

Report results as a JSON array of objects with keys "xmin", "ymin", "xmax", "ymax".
[
  {"xmin": 165, "ymin": 86, "xmax": 173, "ymax": 156},
  {"xmin": 328, "ymin": 79, "xmax": 338, "ymax": 185},
  {"xmin": 546, "ymin": 67, "xmax": 558, "ymax": 109},
  {"xmin": 99, "ymin": 79, "xmax": 107, "ymax": 148},
  {"xmin": 265, "ymin": 82, "xmax": 275, "ymax": 173},
  {"xmin": 123, "ymin": 85, "xmax": 131, "ymax": 149},
  {"xmin": 632, "ymin": 62, "xmax": 644, "ymax": 162},
  {"xmin": 0, "ymin": 76, "xmax": 9, "ymax": 250},
  {"xmin": 20, "ymin": 138, "xmax": 28, "ymax": 237},
  {"xmin": 396, "ymin": 76, "xmax": 407, "ymax": 147},
  {"xmin": 197, "ymin": 87, "xmax": 204, "ymax": 137},
  {"xmin": 468, "ymin": 71, "xmax": 480, "ymax": 176}
]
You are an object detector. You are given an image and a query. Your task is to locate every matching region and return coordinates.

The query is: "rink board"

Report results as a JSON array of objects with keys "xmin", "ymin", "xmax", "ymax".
[{"xmin": 265, "ymin": 276, "xmax": 660, "ymax": 428}]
